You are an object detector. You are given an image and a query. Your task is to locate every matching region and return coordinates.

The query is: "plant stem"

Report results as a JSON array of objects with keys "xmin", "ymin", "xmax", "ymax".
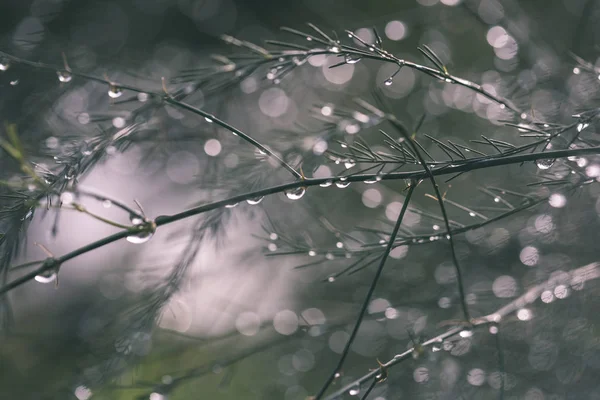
[
  {"xmin": 1, "ymin": 146, "xmax": 599, "ymax": 295},
  {"xmin": 313, "ymin": 182, "xmax": 416, "ymax": 400}
]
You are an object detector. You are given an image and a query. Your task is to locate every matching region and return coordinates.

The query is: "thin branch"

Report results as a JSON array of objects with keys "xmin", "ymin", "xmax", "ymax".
[
  {"xmin": 313, "ymin": 181, "xmax": 416, "ymax": 399},
  {"xmin": 325, "ymin": 261, "xmax": 600, "ymax": 399}
]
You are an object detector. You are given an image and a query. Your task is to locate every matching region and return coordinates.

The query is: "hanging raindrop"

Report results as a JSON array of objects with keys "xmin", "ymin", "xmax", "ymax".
[
  {"xmin": 0, "ymin": 58, "xmax": 9, "ymax": 71},
  {"xmin": 225, "ymin": 202, "xmax": 238, "ymax": 208},
  {"xmin": 57, "ymin": 70, "xmax": 72, "ymax": 83},
  {"xmin": 126, "ymin": 228, "xmax": 154, "ymax": 244},
  {"xmin": 345, "ymin": 55, "xmax": 361, "ymax": 64},
  {"xmin": 335, "ymin": 180, "xmax": 350, "ymax": 188},
  {"xmin": 344, "ymin": 160, "xmax": 356, "ymax": 169},
  {"xmin": 108, "ymin": 84, "xmax": 123, "ymax": 99},
  {"xmin": 285, "ymin": 187, "xmax": 306, "ymax": 200},
  {"xmin": 129, "ymin": 213, "xmax": 144, "ymax": 226},
  {"xmin": 35, "ymin": 269, "xmax": 57, "ymax": 284},
  {"xmin": 319, "ymin": 180, "xmax": 333, "ymax": 187},
  {"xmin": 126, "ymin": 218, "xmax": 156, "ymax": 244},
  {"xmin": 536, "ymin": 158, "xmax": 555, "ymax": 170},
  {"xmin": 348, "ymin": 385, "xmax": 360, "ymax": 396},
  {"xmin": 246, "ymin": 196, "xmax": 264, "ymax": 205},
  {"xmin": 384, "ymin": 77, "xmax": 393, "ymax": 86}
]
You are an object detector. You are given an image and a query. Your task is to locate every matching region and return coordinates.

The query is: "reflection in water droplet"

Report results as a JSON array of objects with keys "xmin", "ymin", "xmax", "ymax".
[
  {"xmin": 247, "ymin": 196, "xmax": 264, "ymax": 205},
  {"xmin": 336, "ymin": 180, "xmax": 351, "ymax": 188},
  {"xmin": 285, "ymin": 187, "xmax": 306, "ymax": 200}
]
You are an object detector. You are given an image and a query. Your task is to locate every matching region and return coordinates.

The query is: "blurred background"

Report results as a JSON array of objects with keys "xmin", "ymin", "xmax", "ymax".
[{"xmin": 1, "ymin": 0, "xmax": 600, "ymax": 399}]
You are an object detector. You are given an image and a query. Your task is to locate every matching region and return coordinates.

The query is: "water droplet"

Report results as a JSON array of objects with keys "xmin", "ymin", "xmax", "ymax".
[
  {"xmin": 469, "ymin": 212, "xmax": 476, "ymax": 217},
  {"xmin": 363, "ymin": 178, "xmax": 378, "ymax": 184},
  {"xmin": 348, "ymin": 385, "xmax": 360, "ymax": 396},
  {"xmin": 292, "ymin": 56, "xmax": 306, "ymax": 66},
  {"xmin": 330, "ymin": 46, "xmax": 340, "ymax": 53},
  {"xmin": 21, "ymin": 208, "xmax": 34, "ymax": 221},
  {"xmin": 102, "ymin": 200, "xmax": 112, "ymax": 208},
  {"xmin": 336, "ymin": 180, "xmax": 350, "ymax": 188},
  {"xmin": 246, "ymin": 196, "xmax": 264, "ymax": 205},
  {"xmin": 308, "ymin": 250, "xmax": 317, "ymax": 257},
  {"xmin": 328, "ymin": 276, "xmax": 336, "ymax": 282},
  {"xmin": 536, "ymin": 158, "xmax": 555, "ymax": 170},
  {"xmin": 336, "ymin": 241, "xmax": 344, "ymax": 248},
  {"xmin": 306, "ymin": 36, "xmax": 312, "ymax": 41},
  {"xmin": 384, "ymin": 77, "xmax": 393, "ymax": 86},
  {"xmin": 126, "ymin": 229, "xmax": 153, "ymax": 244},
  {"xmin": 499, "ymin": 104, "xmax": 506, "ymax": 109},
  {"xmin": 35, "ymin": 269, "xmax": 57, "ymax": 284},
  {"xmin": 325, "ymin": 252, "xmax": 334, "ymax": 260},
  {"xmin": 345, "ymin": 55, "xmax": 361, "ymax": 64},
  {"xmin": 57, "ymin": 70, "xmax": 72, "ymax": 83},
  {"xmin": 205, "ymin": 117, "xmax": 213, "ymax": 123},
  {"xmin": 344, "ymin": 160, "xmax": 356, "ymax": 169},
  {"xmin": 320, "ymin": 180, "xmax": 333, "ymax": 187},
  {"xmin": 10, "ymin": 79, "xmax": 19, "ymax": 86},
  {"xmin": 225, "ymin": 202, "xmax": 238, "ymax": 208},
  {"xmin": 129, "ymin": 213, "xmax": 144, "ymax": 226},
  {"xmin": 573, "ymin": 67, "xmax": 581, "ymax": 74},
  {"xmin": 285, "ymin": 187, "xmax": 306, "ymax": 200},
  {"xmin": 0, "ymin": 58, "xmax": 10, "ymax": 71},
  {"xmin": 108, "ymin": 84, "xmax": 123, "ymax": 98}
]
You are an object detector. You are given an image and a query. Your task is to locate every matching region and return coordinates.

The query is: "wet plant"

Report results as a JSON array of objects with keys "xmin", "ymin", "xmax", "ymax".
[{"xmin": 1, "ymin": 1, "xmax": 600, "ymax": 399}]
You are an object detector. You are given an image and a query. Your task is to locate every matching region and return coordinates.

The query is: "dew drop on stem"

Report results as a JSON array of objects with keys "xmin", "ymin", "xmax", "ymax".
[
  {"xmin": 35, "ymin": 269, "xmax": 57, "ymax": 284},
  {"xmin": 319, "ymin": 180, "xmax": 333, "ymax": 187},
  {"xmin": 57, "ymin": 70, "xmax": 72, "ymax": 83},
  {"xmin": 384, "ymin": 77, "xmax": 393, "ymax": 86},
  {"xmin": 336, "ymin": 180, "xmax": 350, "ymax": 188},
  {"xmin": 126, "ymin": 229, "xmax": 153, "ymax": 244},
  {"xmin": 108, "ymin": 84, "xmax": 123, "ymax": 99},
  {"xmin": 536, "ymin": 158, "xmax": 555, "ymax": 170},
  {"xmin": 0, "ymin": 58, "xmax": 9, "ymax": 71},
  {"xmin": 284, "ymin": 187, "xmax": 306, "ymax": 200},
  {"xmin": 129, "ymin": 213, "xmax": 144, "ymax": 226},
  {"xmin": 247, "ymin": 196, "xmax": 264, "ymax": 205},
  {"xmin": 348, "ymin": 384, "xmax": 360, "ymax": 396},
  {"xmin": 225, "ymin": 202, "xmax": 238, "ymax": 208}
]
